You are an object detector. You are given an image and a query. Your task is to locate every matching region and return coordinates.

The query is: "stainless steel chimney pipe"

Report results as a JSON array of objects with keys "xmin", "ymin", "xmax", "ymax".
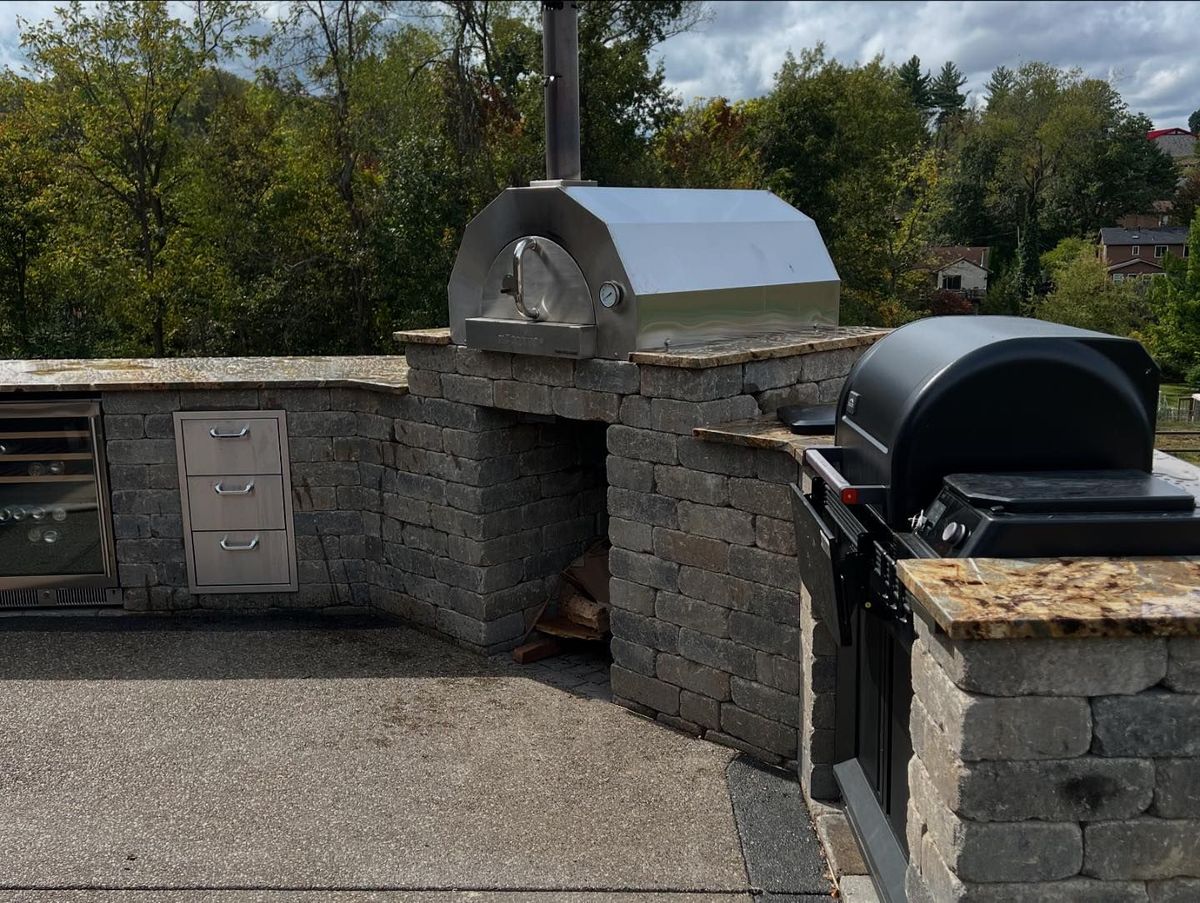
[{"xmin": 542, "ymin": 1, "xmax": 581, "ymax": 181}]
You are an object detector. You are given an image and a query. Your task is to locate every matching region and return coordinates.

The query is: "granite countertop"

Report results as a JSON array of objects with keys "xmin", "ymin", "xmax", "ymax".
[
  {"xmin": 0, "ymin": 356, "xmax": 410, "ymax": 394},
  {"xmin": 899, "ymin": 452, "xmax": 1200, "ymax": 640},
  {"xmin": 628, "ymin": 326, "xmax": 887, "ymax": 368},
  {"xmin": 899, "ymin": 557, "xmax": 1200, "ymax": 640},
  {"xmin": 393, "ymin": 326, "xmax": 888, "ymax": 369},
  {"xmin": 393, "ymin": 328, "xmax": 453, "ymax": 346},
  {"xmin": 693, "ymin": 417, "xmax": 832, "ymax": 463}
]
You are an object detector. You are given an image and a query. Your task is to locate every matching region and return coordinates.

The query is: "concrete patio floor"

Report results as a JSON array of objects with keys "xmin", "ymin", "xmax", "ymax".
[{"xmin": 0, "ymin": 613, "xmax": 833, "ymax": 902}]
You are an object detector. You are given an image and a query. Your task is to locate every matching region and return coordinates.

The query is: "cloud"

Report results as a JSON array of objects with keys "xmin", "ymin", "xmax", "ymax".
[{"xmin": 653, "ymin": 1, "xmax": 1200, "ymax": 128}]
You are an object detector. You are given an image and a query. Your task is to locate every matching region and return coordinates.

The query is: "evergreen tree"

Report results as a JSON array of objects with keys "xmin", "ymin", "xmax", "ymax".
[
  {"xmin": 930, "ymin": 60, "xmax": 967, "ymax": 127},
  {"xmin": 984, "ymin": 65, "xmax": 1015, "ymax": 109},
  {"xmin": 897, "ymin": 55, "xmax": 932, "ymax": 117},
  {"xmin": 1190, "ymin": 108, "xmax": 1200, "ymax": 135}
]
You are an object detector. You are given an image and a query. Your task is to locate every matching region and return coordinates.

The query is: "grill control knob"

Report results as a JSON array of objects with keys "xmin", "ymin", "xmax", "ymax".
[{"xmin": 941, "ymin": 521, "xmax": 968, "ymax": 545}]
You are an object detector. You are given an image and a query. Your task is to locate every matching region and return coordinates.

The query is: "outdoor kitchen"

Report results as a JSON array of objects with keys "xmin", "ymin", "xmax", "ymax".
[{"xmin": 1, "ymin": 5, "xmax": 1199, "ymax": 903}]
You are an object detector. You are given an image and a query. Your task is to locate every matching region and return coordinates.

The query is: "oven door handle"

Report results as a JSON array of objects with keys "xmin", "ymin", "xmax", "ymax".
[
  {"xmin": 501, "ymin": 237, "xmax": 542, "ymax": 321},
  {"xmin": 804, "ymin": 448, "xmax": 887, "ymax": 508}
]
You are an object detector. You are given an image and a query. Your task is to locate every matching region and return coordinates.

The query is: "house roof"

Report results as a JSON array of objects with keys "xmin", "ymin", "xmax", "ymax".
[
  {"xmin": 929, "ymin": 246, "xmax": 990, "ymax": 271},
  {"xmin": 1148, "ymin": 128, "xmax": 1195, "ymax": 140},
  {"xmin": 1099, "ymin": 226, "xmax": 1189, "ymax": 246},
  {"xmin": 1106, "ymin": 258, "xmax": 1164, "ymax": 273}
]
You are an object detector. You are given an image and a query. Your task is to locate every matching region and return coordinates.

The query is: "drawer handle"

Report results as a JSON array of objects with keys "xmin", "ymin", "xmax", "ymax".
[
  {"xmin": 219, "ymin": 535, "xmax": 260, "ymax": 552},
  {"xmin": 209, "ymin": 426, "xmax": 250, "ymax": 439},
  {"xmin": 214, "ymin": 480, "xmax": 255, "ymax": 496}
]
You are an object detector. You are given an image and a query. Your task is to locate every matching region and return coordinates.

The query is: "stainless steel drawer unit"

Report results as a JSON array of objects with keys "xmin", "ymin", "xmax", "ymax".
[{"xmin": 175, "ymin": 410, "xmax": 297, "ymax": 594}]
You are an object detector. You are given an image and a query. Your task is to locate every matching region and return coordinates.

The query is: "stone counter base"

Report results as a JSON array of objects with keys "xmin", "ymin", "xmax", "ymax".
[
  {"xmin": 96, "ymin": 332, "xmax": 875, "ymax": 783},
  {"xmin": 905, "ymin": 618, "xmax": 1200, "ymax": 902},
  {"xmin": 399, "ymin": 339, "xmax": 870, "ymax": 776}
]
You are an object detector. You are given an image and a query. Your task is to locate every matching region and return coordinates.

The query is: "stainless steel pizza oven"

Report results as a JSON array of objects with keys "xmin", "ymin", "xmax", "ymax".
[
  {"xmin": 446, "ymin": 3, "xmax": 839, "ymax": 360},
  {"xmin": 448, "ymin": 187, "xmax": 840, "ymax": 359}
]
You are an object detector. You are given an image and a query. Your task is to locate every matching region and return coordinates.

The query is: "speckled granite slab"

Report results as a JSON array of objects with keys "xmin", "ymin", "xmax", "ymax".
[
  {"xmin": 393, "ymin": 328, "xmax": 453, "ymax": 345},
  {"xmin": 629, "ymin": 327, "xmax": 887, "ymax": 368},
  {"xmin": 0, "ymin": 356, "xmax": 409, "ymax": 394},
  {"xmin": 693, "ymin": 417, "xmax": 833, "ymax": 463},
  {"xmin": 393, "ymin": 325, "xmax": 888, "ymax": 368},
  {"xmin": 899, "ymin": 557, "xmax": 1200, "ymax": 640}
]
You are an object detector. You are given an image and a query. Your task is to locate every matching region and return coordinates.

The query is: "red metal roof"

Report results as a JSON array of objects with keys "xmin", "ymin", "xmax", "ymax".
[{"xmin": 1147, "ymin": 128, "xmax": 1195, "ymax": 139}]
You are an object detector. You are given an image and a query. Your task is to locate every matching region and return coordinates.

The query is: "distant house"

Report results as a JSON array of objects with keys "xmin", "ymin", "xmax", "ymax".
[
  {"xmin": 1148, "ymin": 127, "xmax": 1197, "ymax": 167},
  {"xmin": 928, "ymin": 246, "xmax": 989, "ymax": 297},
  {"xmin": 1098, "ymin": 226, "xmax": 1189, "ymax": 282},
  {"xmin": 1119, "ymin": 200, "xmax": 1176, "ymax": 230}
]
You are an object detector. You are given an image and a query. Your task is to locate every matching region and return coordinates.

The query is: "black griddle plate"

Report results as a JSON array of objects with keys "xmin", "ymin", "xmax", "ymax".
[{"xmin": 944, "ymin": 469, "xmax": 1196, "ymax": 514}]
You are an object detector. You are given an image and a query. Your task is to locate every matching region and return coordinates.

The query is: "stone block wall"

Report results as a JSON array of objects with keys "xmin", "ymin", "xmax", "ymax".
[
  {"xmin": 906, "ymin": 618, "xmax": 1200, "ymax": 902},
  {"xmin": 398, "ymin": 338, "xmax": 870, "ymax": 777},
  {"xmin": 104, "ymin": 386, "xmax": 382, "ymax": 612},
  {"xmin": 98, "ymin": 333, "xmax": 875, "ymax": 779}
]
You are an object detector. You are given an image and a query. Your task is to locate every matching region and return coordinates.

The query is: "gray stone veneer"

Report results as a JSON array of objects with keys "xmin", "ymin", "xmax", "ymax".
[
  {"xmin": 100, "ymin": 338, "xmax": 869, "ymax": 783},
  {"xmin": 400, "ymin": 340, "xmax": 867, "ymax": 777},
  {"xmin": 905, "ymin": 618, "xmax": 1200, "ymax": 902}
]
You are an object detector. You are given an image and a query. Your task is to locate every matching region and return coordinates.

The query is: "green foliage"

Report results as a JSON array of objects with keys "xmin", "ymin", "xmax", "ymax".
[
  {"xmin": 984, "ymin": 66, "xmax": 1015, "ymax": 109},
  {"xmin": 1143, "ymin": 218, "xmax": 1200, "ymax": 379},
  {"xmin": 897, "ymin": 55, "xmax": 931, "ymax": 118},
  {"xmin": 937, "ymin": 61, "xmax": 1177, "ymax": 311},
  {"xmin": 1175, "ymin": 169, "xmax": 1200, "ymax": 227},
  {"xmin": 1034, "ymin": 237, "xmax": 1143, "ymax": 335},
  {"xmin": 929, "ymin": 61, "xmax": 966, "ymax": 128},
  {"xmin": 754, "ymin": 47, "xmax": 933, "ymax": 324},
  {"xmin": 1190, "ymin": 109, "xmax": 1200, "ymax": 136},
  {"xmin": 654, "ymin": 97, "xmax": 762, "ymax": 188},
  {"xmin": 0, "ymin": 3, "xmax": 1185, "ymax": 355}
]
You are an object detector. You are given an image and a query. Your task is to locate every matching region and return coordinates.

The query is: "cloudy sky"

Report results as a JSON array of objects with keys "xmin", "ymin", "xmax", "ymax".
[
  {"xmin": 0, "ymin": 1, "xmax": 1195, "ymax": 128},
  {"xmin": 653, "ymin": 1, "xmax": 1199, "ymax": 128}
]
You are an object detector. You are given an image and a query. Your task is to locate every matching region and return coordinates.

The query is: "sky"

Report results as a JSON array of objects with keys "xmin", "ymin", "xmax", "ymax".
[
  {"xmin": 0, "ymin": 1, "xmax": 1195, "ymax": 129},
  {"xmin": 652, "ymin": 1, "xmax": 1199, "ymax": 128}
]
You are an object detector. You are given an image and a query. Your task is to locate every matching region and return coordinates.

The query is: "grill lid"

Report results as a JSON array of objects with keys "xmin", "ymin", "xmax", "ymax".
[{"xmin": 832, "ymin": 316, "xmax": 1161, "ymax": 527}]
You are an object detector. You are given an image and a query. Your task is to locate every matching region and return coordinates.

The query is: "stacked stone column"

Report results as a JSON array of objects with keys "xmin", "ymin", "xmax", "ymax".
[{"xmin": 906, "ymin": 618, "xmax": 1200, "ymax": 902}]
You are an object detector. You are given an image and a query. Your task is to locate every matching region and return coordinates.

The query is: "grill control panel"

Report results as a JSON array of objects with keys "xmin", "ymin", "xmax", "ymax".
[{"xmin": 915, "ymin": 488, "xmax": 983, "ymax": 557}]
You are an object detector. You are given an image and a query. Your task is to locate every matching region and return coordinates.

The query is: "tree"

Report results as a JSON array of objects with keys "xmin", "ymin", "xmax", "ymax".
[
  {"xmin": 929, "ymin": 60, "xmax": 966, "ymax": 128},
  {"xmin": 1034, "ymin": 237, "xmax": 1142, "ymax": 335},
  {"xmin": 21, "ymin": 0, "xmax": 251, "ymax": 355},
  {"xmin": 1190, "ymin": 108, "xmax": 1200, "ymax": 136},
  {"xmin": 1175, "ymin": 169, "xmax": 1200, "ymax": 226},
  {"xmin": 576, "ymin": 0, "xmax": 702, "ymax": 185},
  {"xmin": 897, "ymin": 55, "xmax": 932, "ymax": 119},
  {"xmin": 754, "ymin": 48, "xmax": 932, "ymax": 324},
  {"xmin": 655, "ymin": 97, "xmax": 762, "ymax": 188},
  {"xmin": 938, "ymin": 63, "xmax": 1176, "ymax": 305},
  {"xmin": 0, "ymin": 74, "xmax": 53, "ymax": 355},
  {"xmin": 984, "ymin": 65, "xmax": 1015, "ymax": 109},
  {"xmin": 1143, "ymin": 218, "xmax": 1200, "ymax": 380},
  {"xmin": 271, "ymin": 0, "xmax": 400, "ymax": 353}
]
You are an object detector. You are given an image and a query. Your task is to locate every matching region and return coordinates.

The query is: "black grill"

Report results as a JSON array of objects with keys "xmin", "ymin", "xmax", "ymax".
[{"xmin": 791, "ymin": 316, "xmax": 1200, "ymax": 903}]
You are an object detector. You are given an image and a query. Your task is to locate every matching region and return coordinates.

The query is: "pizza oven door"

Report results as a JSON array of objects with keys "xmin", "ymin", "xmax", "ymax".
[{"xmin": 463, "ymin": 234, "xmax": 598, "ymax": 359}]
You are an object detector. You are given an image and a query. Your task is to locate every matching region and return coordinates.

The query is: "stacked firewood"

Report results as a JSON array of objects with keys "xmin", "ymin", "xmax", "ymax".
[{"xmin": 512, "ymin": 539, "xmax": 610, "ymax": 663}]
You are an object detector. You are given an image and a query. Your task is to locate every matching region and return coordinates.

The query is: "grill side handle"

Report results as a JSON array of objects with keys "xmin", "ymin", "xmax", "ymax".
[
  {"xmin": 804, "ymin": 447, "xmax": 887, "ymax": 508},
  {"xmin": 791, "ymin": 481, "xmax": 864, "ymax": 647}
]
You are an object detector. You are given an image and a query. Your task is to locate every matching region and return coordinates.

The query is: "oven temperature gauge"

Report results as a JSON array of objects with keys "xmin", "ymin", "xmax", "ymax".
[{"xmin": 598, "ymin": 281, "xmax": 624, "ymax": 309}]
